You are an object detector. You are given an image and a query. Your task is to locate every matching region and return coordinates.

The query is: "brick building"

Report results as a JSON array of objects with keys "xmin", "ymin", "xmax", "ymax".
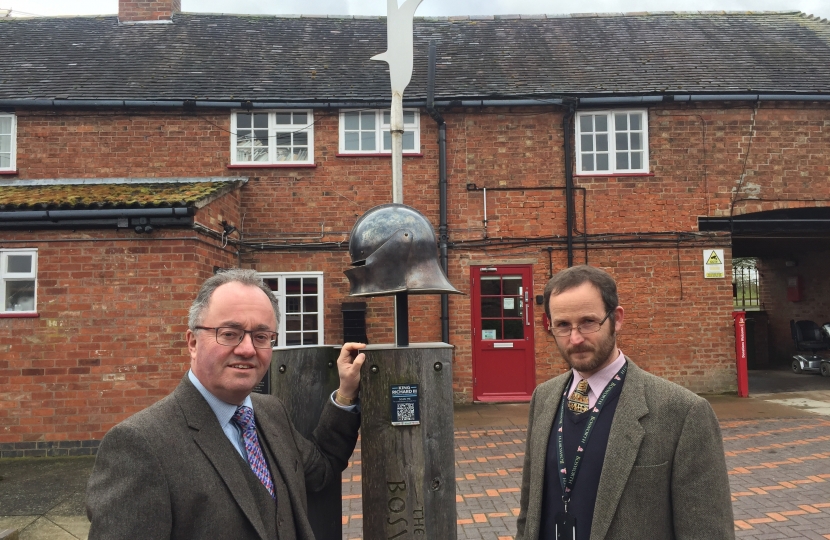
[{"xmin": 2, "ymin": 1, "xmax": 830, "ymax": 455}]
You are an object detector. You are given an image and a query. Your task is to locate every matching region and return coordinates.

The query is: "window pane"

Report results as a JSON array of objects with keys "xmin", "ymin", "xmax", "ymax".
[
  {"xmin": 361, "ymin": 112, "xmax": 375, "ymax": 129},
  {"xmin": 580, "ymin": 115, "xmax": 593, "ymax": 132},
  {"xmin": 254, "ymin": 114, "xmax": 268, "ymax": 128},
  {"xmin": 276, "ymin": 148, "xmax": 290, "ymax": 161},
  {"xmin": 480, "ymin": 277, "xmax": 501, "ymax": 295},
  {"xmin": 293, "ymin": 112, "xmax": 307, "ymax": 124},
  {"xmin": 237, "ymin": 114, "xmax": 251, "ymax": 129},
  {"xmin": 1, "ymin": 134, "xmax": 11, "ymax": 153},
  {"xmin": 294, "ymin": 148, "xmax": 308, "ymax": 161},
  {"xmin": 294, "ymin": 132, "xmax": 308, "ymax": 146},
  {"xmin": 303, "ymin": 296, "xmax": 317, "ymax": 312},
  {"xmin": 285, "ymin": 278, "xmax": 301, "ymax": 294},
  {"xmin": 481, "ymin": 298, "xmax": 501, "ymax": 318},
  {"xmin": 237, "ymin": 148, "xmax": 252, "ymax": 162},
  {"xmin": 303, "ymin": 332, "xmax": 319, "ymax": 345},
  {"xmin": 582, "ymin": 154, "xmax": 594, "ymax": 171},
  {"xmin": 344, "ymin": 112, "xmax": 360, "ymax": 130},
  {"xmin": 615, "ymin": 113, "xmax": 627, "ymax": 131},
  {"xmin": 383, "ymin": 131, "xmax": 391, "ymax": 151},
  {"xmin": 276, "ymin": 113, "xmax": 291, "ymax": 125},
  {"xmin": 630, "ymin": 113, "xmax": 642, "ymax": 130},
  {"xmin": 0, "ymin": 117, "xmax": 11, "ymax": 133},
  {"xmin": 345, "ymin": 132, "xmax": 360, "ymax": 151},
  {"xmin": 302, "ymin": 278, "xmax": 318, "ymax": 294},
  {"xmin": 631, "ymin": 152, "xmax": 642, "ymax": 169},
  {"xmin": 581, "ymin": 134, "xmax": 593, "ymax": 152},
  {"xmin": 481, "ymin": 319, "xmax": 501, "ymax": 340},
  {"xmin": 596, "ymin": 134, "xmax": 608, "ymax": 152},
  {"xmin": 616, "ymin": 133, "xmax": 628, "ymax": 151},
  {"xmin": 264, "ymin": 279, "xmax": 279, "ymax": 292},
  {"xmin": 5, "ymin": 280, "xmax": 35, "ymax": 311},
  {"xmin": 286, "ymin": 297, "xmax": 300, "ymax": 313},
  {"xmin": 286, "ymin": 332, "xmax": 301, "ymax": 346},
  {"xmin": 7, "ymin": 255, "xmax": 32, "ymax": 273},
  {"xmin": 303, "ymin": 315, "xmax": 318, "ymax": 330},
  {"xmin": 276, "ymin": 133, "xmax": 291, "ymax": 146},
  {"xmin": 402, "ymin": 130, "xmax": 415, "ymax": 150},
  {"xmin": 403, "ymin": 111, "xmax": 415, "ymax": 124},
  {"xmin": 286, "ymin": 315, "xmax": 301, "ymax": 332},
  {"xmin": 617, "ymin": 152, "xmax": 629, "ymax": 169},
  {"xmin": 631, "ymin": 133, "xmax": 642, "ymax": 150},
  {"xmin": 383, "ymin": 111, "xmax": 391, "ymax": 124},
  {"xmin": 503, "ymin": 319, "xmax": 524, "ymax": 340},
  {"xmin": 361, "ymin": 131, "xmax": 376, "ymax": 151},
  {"xmin": 596, "ymin": 154, "xmax": 609, "ymax": 170},
  {"xmin": 595, "ymin": 115, "xmax": 607, "ymax": 131}
]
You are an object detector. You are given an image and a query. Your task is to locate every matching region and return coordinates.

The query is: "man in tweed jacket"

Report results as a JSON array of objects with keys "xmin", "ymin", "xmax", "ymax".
[
  {"xmin": 87, "ymin": 269, "xmax": 365, "ymax": 540},
  {"xmin": 516, "ymin": 265, "xmax": 734, "ymax": 540}
]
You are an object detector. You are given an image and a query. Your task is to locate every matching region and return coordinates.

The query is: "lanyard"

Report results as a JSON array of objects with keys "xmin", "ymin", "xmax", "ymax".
[{"xmin": 556, "ymin": 361, "xmax": 628, "ymax": 512}]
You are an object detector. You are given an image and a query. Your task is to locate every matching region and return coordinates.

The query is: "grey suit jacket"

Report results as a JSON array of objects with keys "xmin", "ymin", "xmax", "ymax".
[
  {"xmin": 516, "ymin": 359, "xmax": 734, "ymax": 540},
  {"xmin": 86, "ymin": 376, "xmax": 359, "ymax": 540}
]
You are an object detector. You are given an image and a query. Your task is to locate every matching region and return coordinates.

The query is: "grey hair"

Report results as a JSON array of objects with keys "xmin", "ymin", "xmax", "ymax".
[
  {"xmin": 543, "ymin": 265, "xmax": 619, "ymax": 320},
  {"xmin": 188, "ymin": 269, "xmax": 280, "ymax": 330}
]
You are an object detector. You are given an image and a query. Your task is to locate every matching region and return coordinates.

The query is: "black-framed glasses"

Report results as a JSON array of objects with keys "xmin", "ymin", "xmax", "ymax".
[
  {"xmin": 195, "ymin": 326, "xmax": 277, "ymax": 349},
  {"xmin": 550, "ymin": 310, "xmax": 614, "ymax": 337}
]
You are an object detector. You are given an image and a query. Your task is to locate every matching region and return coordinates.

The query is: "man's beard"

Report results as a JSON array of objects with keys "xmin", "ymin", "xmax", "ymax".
[{"xmin": 556, "ymin": 327, "xmax": 617, "ymax": 375}]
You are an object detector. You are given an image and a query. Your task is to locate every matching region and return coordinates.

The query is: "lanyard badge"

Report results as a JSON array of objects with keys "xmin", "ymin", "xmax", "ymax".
[{"xmin": 555, "ymin": 362, "xmax": 628, "ymax": 536}]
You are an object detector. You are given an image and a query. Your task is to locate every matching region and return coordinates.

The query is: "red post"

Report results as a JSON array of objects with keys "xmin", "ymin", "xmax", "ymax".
[{"xmin": 732, "ymin": 311, "xmax": 749, "ymax": 397}]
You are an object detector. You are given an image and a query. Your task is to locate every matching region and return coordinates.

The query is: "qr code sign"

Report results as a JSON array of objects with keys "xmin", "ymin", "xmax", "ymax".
[{"xmin": 396, "ymin": 402, "xmax": 416, "ymax": 422}]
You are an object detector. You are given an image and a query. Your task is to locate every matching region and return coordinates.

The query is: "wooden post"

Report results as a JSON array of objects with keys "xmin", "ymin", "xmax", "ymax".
[
  {"xmin": 360, "ymin": 343, "xmax": 456, "ymax": 539},
  {"xmin": 271, "ymin": 346, "xmax": 342, "ymax": 540}
]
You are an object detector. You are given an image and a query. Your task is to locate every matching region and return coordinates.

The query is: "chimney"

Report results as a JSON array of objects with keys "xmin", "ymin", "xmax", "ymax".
[{"xmin": 119, "ymin": 0, "xmax": 180, "ymax": 23}]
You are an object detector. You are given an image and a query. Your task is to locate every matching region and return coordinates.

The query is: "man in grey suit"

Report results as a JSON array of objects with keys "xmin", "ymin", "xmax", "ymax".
[
  {"xmin": 516, "ymin": 265, "xmax": 734, "ymax": 540},
  {"xmin": 87, "ymin": 269, "xmax": 366, "ymax": 540}
]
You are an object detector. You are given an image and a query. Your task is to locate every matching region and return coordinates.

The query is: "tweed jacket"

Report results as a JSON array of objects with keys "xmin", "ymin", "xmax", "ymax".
[
  {"xmin": 516, "ymin": 359, "xmax": 734, "ymax": 540},
  {"xmin": 86, "ymin": 376, "xmax": 359, "ymax": 540}
]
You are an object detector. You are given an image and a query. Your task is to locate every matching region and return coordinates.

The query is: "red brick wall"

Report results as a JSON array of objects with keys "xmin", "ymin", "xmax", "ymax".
[
  {"xmin": 5, "ymin": 101, "xmax": 830, "ymax": 443},
  {"xmin": 119, "ymin": 0, "xmax": 180, "ymax": 22}
]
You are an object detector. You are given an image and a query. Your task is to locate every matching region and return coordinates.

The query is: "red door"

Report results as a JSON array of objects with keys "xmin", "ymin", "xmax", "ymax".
[{"xmin": 471, "ymin": 265, "xmax": 535, "ymax": 401}]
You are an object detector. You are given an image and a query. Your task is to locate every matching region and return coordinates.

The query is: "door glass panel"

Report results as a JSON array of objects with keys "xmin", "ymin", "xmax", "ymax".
[
  {"xmin": 302, "ymin": 314, "xmax": 318, "ymax": 330},
  {"xmin": 285, "ymin": 315, "xmax": 301, "ymax": 331},
  {"xmin": 286, "ymin": 297, "xmax": 300, "ymax": 313},
  {"xmin": 480, "ymin": 276, "xmax": 501, "ymax": 295},
  {"xmin": 502, "ymin": 297, "xmax": 520, "ymax": 317},
  {"xmin": 303, "ymin": 331, "xmax": 318, "ymax": 345},
  {"xmin": 285, "ymin": 278, "xmax": 301, "ymax": 294},
  {"xmin": 303, "ymin": 296, "xmax": 317, "ymax": 312},
  {"xmin": 481, "ymin": 319, "xmax": 501, "ymax": 340},
  {"xmin": 504, "ymin": 319, "xmax": 524, "ymax": 340},
  {"xmin": 503, "ymin": 277, "xmax": 521, "ymax": 295},
  {"xmin": 286, "ymin": 333, "xmax": 301, "ymax": 346},
  {"xmin": 481, "ymin": 298, "xmax": 501, "ymax": 318}
]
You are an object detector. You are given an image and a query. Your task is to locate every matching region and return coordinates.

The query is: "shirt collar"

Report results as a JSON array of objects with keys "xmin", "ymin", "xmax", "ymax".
[{"xmin": 187, "ymin": 369, "xmax": 253, "ymax": 428}]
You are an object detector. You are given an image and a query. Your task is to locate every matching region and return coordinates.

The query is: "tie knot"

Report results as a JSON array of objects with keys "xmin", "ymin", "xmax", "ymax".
[
  {"xmin": 233, "ymin": 405, "xmax": 255, "ymax": 432},
  {"xmin": 576, "ymin": 379, "xmax": 590, "ymax": 395}
]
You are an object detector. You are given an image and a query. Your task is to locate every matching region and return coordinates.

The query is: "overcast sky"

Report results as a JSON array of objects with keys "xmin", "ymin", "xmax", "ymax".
[{"xmin": 3, "ymin": 0, "xmax": 829, "ymax": 19}]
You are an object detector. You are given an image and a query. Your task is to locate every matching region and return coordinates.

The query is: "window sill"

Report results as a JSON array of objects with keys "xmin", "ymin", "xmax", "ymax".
[
  {"xmin": 227, "ymin": 163, "xmax": 317, "ymax": 169},
  {"xmin": 336, "ymin": 153, "xmax": 424, "ymax": 158},
  {"xmin": 0, "ymin": 169, "xmax": 19, "ymax": 175},
  {"xmin": 0, "ymin": 312, "xmax": 39, "ymax": 318},
  {"xmin": 574, "ymin": 172, "xmax": 654, "ymax": 178}
]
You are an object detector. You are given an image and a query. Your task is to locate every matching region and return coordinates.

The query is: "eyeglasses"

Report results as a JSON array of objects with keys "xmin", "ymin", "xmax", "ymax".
[
  {"xmin": 550, "ymin": 310, "xmax": 614, "ymax": 337},
  {"xmin": 195, "ymin": 326, "xmax": 277, "ymax": 349}
]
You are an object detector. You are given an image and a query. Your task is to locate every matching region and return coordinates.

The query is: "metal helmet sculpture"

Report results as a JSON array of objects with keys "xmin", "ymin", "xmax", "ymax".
[{"xmin": 345, "ymin": 204, "xmax": 461, "ymax": 297}]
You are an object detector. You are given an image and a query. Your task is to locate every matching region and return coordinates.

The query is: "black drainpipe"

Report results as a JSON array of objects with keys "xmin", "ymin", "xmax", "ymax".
[
  {"xmin": 427, "ymin": 40, "xmax": 450, "ymax": 344},
  {"xmin": 563, "ymin": 100, "xmax": 577, "ymax": 267}
]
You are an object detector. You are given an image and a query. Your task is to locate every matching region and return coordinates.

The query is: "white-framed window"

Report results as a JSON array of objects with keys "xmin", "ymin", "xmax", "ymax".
[
  {"xmin": 259, "ymin": 272, "xmax": 324, "ymax": 347},
  {"xmin": 576, "ymin": 110, "xmax": 649, "ymax": 174},
  {"xmin": 231, "ymin": 110, "xmax": 314, "ymax": 165},
  {"xmin": 0, "ymin": 113, "xmax": 16, "ymax": 171},
  {"xmin": 339, "ymin": 109, "xmax": 420, "ymax": 154},
  {"xmin": 1, "ymin": 249, "xmax": 37, "ymax": 313}
]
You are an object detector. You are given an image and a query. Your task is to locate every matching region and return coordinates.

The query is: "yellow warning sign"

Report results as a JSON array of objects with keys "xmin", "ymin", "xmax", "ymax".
[{"xmin": 703, "ymin": 249, "xmax": 725, "ymax": 279}]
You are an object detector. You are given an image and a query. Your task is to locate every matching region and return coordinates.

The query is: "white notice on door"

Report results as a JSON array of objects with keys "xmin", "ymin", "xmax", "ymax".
[{"xmin": 503, "ymin": 298, "xmax": 515, "ymax": 310}]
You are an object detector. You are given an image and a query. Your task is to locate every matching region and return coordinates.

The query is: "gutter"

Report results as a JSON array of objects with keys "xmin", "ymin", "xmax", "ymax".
[
  {"xmin": 0, "ymin": 207, "xmax": 194, "ymax": 231},
  {"xmin": 3, "ymin": 93, "xmax": 829, "ymax": 110}
]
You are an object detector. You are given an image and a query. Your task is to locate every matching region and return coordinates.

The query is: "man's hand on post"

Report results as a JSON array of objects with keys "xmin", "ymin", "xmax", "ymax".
[{"xmin": 335, "ymin": 342, "xmax": 366, "ymax": 405}]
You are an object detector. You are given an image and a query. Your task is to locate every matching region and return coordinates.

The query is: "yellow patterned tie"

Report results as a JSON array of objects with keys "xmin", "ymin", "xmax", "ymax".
[{"xmin": 567, "ymin": 379, "xmax": 590, "ymax": 413}]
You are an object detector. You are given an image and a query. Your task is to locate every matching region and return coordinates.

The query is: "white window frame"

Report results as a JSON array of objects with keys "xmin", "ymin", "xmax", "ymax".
[
  {"xmin": 575, "ymin": 109, "xmax": 649, "ymax": 174},
  {"xmin": 230, "ymin": 110, "xmax": 314, "ymax": 165},
  {"xmin": 0, "ymin": 112, "xmax": 17, "ymax": 172},
  {"xmin": 338, "ymin": 109, "xmax": 420, "ymax": 154},
  {"xmin": 259, "ymin": 272, "xmax": 324, "ymax": 347},
  {"xmin": 1, "ymin": 249, "xmax": 37, "ymax": 313}
]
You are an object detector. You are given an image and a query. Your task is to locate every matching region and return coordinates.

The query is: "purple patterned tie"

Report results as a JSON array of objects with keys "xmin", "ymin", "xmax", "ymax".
[{"xmin": 232, "ymin": 405, "xmax": 275, "ymax": 499}]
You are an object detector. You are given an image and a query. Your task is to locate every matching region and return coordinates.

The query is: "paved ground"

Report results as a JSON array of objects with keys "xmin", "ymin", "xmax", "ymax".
[{"xmin": 2, "ymin": 369, "xmax": 829, "ymax": 540}]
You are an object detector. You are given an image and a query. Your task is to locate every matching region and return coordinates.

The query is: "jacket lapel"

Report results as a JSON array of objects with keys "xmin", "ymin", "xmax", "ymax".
[
  {"xmin": 174, "ymin": 378, "xmax": 269, "ymax": 540},
  {"xmin": 589, "ymin": 359, "xmax": 648, "ymax": 540}
]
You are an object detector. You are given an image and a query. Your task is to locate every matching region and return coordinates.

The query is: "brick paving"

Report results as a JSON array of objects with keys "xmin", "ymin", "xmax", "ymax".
[{"xmin": 342, "ymin": 417, "xmax": 830, "ymax": 539}]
